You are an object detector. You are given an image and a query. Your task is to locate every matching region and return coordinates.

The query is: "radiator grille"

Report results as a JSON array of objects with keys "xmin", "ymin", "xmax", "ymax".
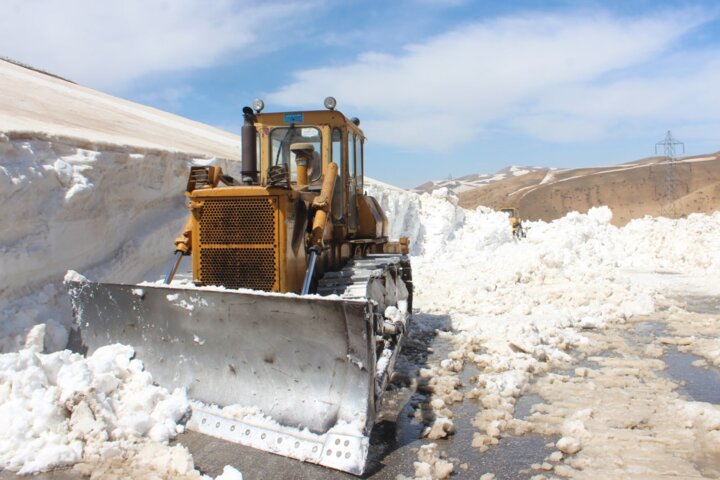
[
  {"xmin": 199, "ymin": 198, "xmax": 275, "ymax": 244},
  {"xmin": 197, "ymin": 197, "xmax": 278, "ymax": 291},
  {"xmin": 200, "ymin": 247, "xmax": 276, "ymax": 291}
]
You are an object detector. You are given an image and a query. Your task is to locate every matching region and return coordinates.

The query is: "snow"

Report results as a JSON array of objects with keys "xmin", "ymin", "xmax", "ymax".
[
  {"xmin": 215, "ymin": 465, "xmax": 244, "ymax": 480},
  {"xmin": 2, "ymin": 59, "xmax": 720, "ymax": 479},
  {"xmin": 0, "ymin": 325, "xmax": 192, "ymax": 475},
  {"xmin": 4, "ymin": 144, "xmax": 720, "ymax": 476},
  {"xmin": 682, "ymin": 155, "xmax": 717, "ymax": 163},
  {"xmin": 0, "ymin": 59, "xmax": 240, "ymax": 159},
  {"xmin": 508, "ymin": 166, "xmax": 530, "ymax": 176},
  {"xmin": 0, "ymin": 131, "xmax": 239, "ymax": 353},
  {"xmin": 416, "ymin": 166, "xmax": 546, "ymax": 196}
]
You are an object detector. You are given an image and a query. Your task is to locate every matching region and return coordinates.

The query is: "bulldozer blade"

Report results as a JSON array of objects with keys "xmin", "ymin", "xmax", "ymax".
[{"xmin": 68, "ymin": 280, "xmax": 378, "ymax": 474}]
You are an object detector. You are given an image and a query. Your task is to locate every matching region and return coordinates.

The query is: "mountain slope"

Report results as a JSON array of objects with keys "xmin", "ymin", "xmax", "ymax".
[{"xmin": 456, "ymin": 154, "xmax": 720, "ymax": 225}]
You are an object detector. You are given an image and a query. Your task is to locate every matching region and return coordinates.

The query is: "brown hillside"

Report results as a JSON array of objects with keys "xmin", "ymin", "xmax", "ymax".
[
  {"xmin": 456, "ymin": 169, "xmax": 549, "ymax": 206},
  {"xmin": 458, "ymin": 154, "xmax": 720, "ymax": 226}
]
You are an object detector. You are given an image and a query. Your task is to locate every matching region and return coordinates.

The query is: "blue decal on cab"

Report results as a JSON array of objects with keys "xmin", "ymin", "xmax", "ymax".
[{"xmin": 284, "ymin": 113, "xmax": 303, "ymax": 123}]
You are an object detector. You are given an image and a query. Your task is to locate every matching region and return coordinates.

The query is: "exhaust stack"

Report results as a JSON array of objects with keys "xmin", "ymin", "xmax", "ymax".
[{"xmin": 241, "ymin": 106, "xmax": 259, "ymax": 184}]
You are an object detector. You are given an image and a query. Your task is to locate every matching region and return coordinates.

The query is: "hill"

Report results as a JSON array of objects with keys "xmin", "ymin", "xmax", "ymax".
[
  {"xmin": 421, "ymin": 155, "xmax": 720, "ymax": 226},
  {"xmin": 413, "ymin": 165, "xmax": 545, "ymax": 194}
]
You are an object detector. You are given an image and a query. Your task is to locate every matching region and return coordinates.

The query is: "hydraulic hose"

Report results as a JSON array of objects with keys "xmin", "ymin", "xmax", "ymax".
[
  {"xmin": 301, "ymin": 249, "xmax": 317, "ymax": 295},
  {"xmin": 164, "ymin": 251, "xmax": 184, "ymax": 285}
]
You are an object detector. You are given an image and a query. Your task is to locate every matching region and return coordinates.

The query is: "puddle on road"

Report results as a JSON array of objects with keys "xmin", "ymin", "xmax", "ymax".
[
  {"xmin": 514, "ymin": 393, "xmax": 544, "ymax": 420},
  {"xmin": 663, "ymin": 348, "xmax": 720, "ymax": 404},
  {"xmin": 623, "ymin": 321, "xmax": 666, "ymax": 350},
  {"xmin": 369, "ymin": 332, "xmax": 556, "ymax": 479},
  {"xmin": 624, "ymin": 321, "xmax": 720, "ymax": 405},
  {"xmin": 633, "ymin": 321, "xmax": 667, "ymax": 339},
  {"xmin": 451, "ymin": 361, "xmax": 555, "ymax": 480}
]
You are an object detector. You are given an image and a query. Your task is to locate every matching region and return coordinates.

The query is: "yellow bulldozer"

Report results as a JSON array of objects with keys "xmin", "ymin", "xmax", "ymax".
[
  {"xmin": 68, "ymin": 98, "xmax": 412, "ymax": 475},
  {"xmin": 500, "ymin": 206, "xmax": 525, "ymax": 238}
]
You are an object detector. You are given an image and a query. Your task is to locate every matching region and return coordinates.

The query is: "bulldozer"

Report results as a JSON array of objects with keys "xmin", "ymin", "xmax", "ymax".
[
  {"xmin": 500, "ymin": 207, "xmax": 525, "ymax": 238},
  {"xmin": 67, "ymin": 97, "xmax": 412, "ymax": 475}
]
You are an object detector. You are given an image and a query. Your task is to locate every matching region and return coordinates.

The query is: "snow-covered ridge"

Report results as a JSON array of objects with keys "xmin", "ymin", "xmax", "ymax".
[
  {"xmin": 414, "ymin": 165, "xmax": 545, "ymax": 196},
  {"xmin": 0, "ymin": 59, "xmax": 241, "ymax": 159}
]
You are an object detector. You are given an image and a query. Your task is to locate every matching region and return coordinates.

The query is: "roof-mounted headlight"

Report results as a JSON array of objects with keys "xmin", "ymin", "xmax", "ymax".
[
  {"xmin": 324, "ymin": 96, "xmax": 337, "ymax": 110},
  {"xmin": 252, "ymin": 98, "xmax": 265, "ymax": 113}
]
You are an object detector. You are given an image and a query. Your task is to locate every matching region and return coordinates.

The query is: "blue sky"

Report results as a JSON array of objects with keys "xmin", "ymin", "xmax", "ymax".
[{"xmin": 3, "ymin": 0, "xmax": 720, "ymax": 187}]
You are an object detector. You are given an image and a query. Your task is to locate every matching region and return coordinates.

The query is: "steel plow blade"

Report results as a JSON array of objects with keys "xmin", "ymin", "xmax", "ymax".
[{"xmin": 68, "ymin": 280, "xmax": 376, "ymax": 475}]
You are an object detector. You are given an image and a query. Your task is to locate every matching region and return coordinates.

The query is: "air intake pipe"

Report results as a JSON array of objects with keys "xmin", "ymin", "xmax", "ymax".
[{"xmin": 241, "ymin": 106, "xmax": 259, "ymax": 184}]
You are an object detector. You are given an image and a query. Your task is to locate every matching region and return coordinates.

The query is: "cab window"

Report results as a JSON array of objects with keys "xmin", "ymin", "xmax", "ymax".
[
  {"xmin": 331, "ymin": 128, "xmax": 343, "ymax": 221},
  {"xmin": 269, "ymin": 126, "xmax": 322, "ymax": 182}
]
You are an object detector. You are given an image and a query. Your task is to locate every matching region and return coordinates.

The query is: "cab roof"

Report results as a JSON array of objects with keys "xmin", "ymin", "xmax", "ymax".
[{"xmin": 256, "ymin": 110, "xmax": 364, "ymax": 137}]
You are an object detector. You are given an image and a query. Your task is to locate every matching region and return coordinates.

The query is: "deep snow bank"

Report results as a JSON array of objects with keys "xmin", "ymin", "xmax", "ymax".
[
  {"xmin": 0, "ymin": 132, "xmax": 238, "ymax": 352},
  {"xmin": 366, "ymin": 184, "xmax": 719, "ymax": 373},
  {"xmin": 0, "ymin": 132, "xmax": 244, "ymax": 476},
  {"xmin": 366, "ymin": 184, "xmax": 720, "ymax": 323},
  {"xmin": 0, "ymin": 59, "xmax": 241, "ymax": 160}
]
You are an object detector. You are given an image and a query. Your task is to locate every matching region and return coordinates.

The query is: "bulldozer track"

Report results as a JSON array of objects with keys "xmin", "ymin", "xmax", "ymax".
[
  {"xmin": 317, "ymin": 254, "xmax": 413, "ymax": 410},
  {"xmin": 316, "ymin": 254, "xmax": 413, "ymax": 308}
]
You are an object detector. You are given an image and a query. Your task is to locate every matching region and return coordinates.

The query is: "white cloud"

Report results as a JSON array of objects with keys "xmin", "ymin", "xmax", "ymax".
[
  {"xmin": 511, "ymin": 52, "xmax": 720, "ymax": 141},
  {"xmin": 0, "ymin": 0, "xmax": 312, "ymax": 91},
  {"xmin": 268, "ymin": 10, "xmax": 716, "ymax": 148}
]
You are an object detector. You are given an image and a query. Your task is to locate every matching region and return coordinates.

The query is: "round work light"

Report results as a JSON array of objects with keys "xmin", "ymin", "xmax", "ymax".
[
  {"xmin": 252, "ymin": 98, "xmax": 265, "ymax": 113},
  {"xmin": 324, "ymin": 96, "xmax": 337, "ymax": 110}
]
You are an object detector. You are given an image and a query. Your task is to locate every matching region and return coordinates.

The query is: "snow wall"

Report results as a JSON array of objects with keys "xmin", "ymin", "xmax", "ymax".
[{"xmin": 0, "ymin": 132, "xmax": 238, "ymax": 352}]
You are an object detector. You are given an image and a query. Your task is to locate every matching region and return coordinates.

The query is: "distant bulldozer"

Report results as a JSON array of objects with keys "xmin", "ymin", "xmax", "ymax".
[{"xmin": 500, "ymin": 207, "xmax": 525, "ymax": 238}]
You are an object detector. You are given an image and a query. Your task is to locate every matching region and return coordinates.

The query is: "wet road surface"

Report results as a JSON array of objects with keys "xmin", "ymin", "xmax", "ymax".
[{"xmin": 2, "ymin": 297, "xmax": 718, "ymax": 479}]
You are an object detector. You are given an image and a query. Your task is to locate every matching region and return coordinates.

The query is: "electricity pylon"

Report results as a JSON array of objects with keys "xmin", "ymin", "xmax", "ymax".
[{"xmin": 655, "ymin": 131, "xmax": 684, "ymax": 218}]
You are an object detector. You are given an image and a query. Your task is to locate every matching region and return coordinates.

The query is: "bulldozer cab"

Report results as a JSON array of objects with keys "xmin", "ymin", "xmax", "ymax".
[
  {"xmin": 501, "ymin": 207, "xmax": 519, "ymax": 218},
  {"xmin": 255, "ymin": 109, "xmax": 365, "ymax": 233}
]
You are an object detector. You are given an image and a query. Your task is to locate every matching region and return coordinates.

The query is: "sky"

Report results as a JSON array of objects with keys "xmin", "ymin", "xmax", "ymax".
[{"xmin": 2, "ymin": 0, "xmax": 720, "ymax": 188}]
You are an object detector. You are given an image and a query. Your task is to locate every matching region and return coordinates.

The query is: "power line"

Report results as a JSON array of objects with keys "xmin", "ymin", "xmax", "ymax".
[{"xmin": 654, "ymin": 130, "xmax": 684, "ymax": 218}]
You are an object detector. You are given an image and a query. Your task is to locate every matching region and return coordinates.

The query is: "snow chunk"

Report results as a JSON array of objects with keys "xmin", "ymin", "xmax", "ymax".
[
  {"xmin": 63, "ymin": 270, "xmax": 87, "ymax": 283},
  {"xmin": 216, "ymin": 465, "xmax": 244, "ymax": 480},
  {"xmin": 556, "ymin": 436, "xmax": 582, "ymax": 455}
]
